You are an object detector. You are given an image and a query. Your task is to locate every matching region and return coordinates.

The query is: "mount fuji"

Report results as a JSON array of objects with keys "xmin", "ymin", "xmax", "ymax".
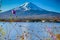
[
  {"xmin": 14, "ymin": 2, "xmax": 45, "ymax": 11},
  {"xmin": 0, "ymin": 2, "xmax": 60, "ymax": 22}
]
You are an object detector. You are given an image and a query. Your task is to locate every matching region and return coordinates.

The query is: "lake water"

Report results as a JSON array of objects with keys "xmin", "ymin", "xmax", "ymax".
[{"xmin": 0, "ymin": 22, "xmax": 60, "ymax": 40}]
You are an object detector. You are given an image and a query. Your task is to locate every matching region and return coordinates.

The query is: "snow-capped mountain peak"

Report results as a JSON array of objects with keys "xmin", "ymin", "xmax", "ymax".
[
  {"xmin": 14, "ymin": 2, "xmax": 30, "ymax": 11},
  {"xmin": 22, "ymin": 2, "xmax": 40, "ymax": 11},
  {"xmin": 21, "ymin": 2, "xmax": 46, "ymax": 11},
  {"xmin": 14, "ymin": 2, "xmax": 45, "ymax": 11},
  {"xmin": 23, "ymin": 2, "xmax": 29, "ymax": 7},
  {"xmin": 22, "ymin": 2, "xmax": 30, "ymax": 11}
]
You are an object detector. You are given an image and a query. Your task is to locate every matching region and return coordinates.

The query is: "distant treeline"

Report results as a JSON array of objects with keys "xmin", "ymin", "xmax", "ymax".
[{"xmin": 0, "ymin": 18, "xmax": 60, "ymax": 23}]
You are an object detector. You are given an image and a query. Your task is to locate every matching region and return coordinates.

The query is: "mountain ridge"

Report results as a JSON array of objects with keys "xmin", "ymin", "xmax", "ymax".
[{"xmin": 0, "ymin": 2, "xmax": 60, "ymax": 22}]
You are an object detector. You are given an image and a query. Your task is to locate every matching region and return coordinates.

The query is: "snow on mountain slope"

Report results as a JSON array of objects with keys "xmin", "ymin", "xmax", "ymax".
[{"xmin": 14, "ymin": 2, "xmax": 45, "ymax": 11}]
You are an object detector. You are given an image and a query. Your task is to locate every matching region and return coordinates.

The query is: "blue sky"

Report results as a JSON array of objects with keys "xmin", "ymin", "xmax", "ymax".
[{"xmin": 1, "ymin": 0, "xmax": 60, "ymax": 13}]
